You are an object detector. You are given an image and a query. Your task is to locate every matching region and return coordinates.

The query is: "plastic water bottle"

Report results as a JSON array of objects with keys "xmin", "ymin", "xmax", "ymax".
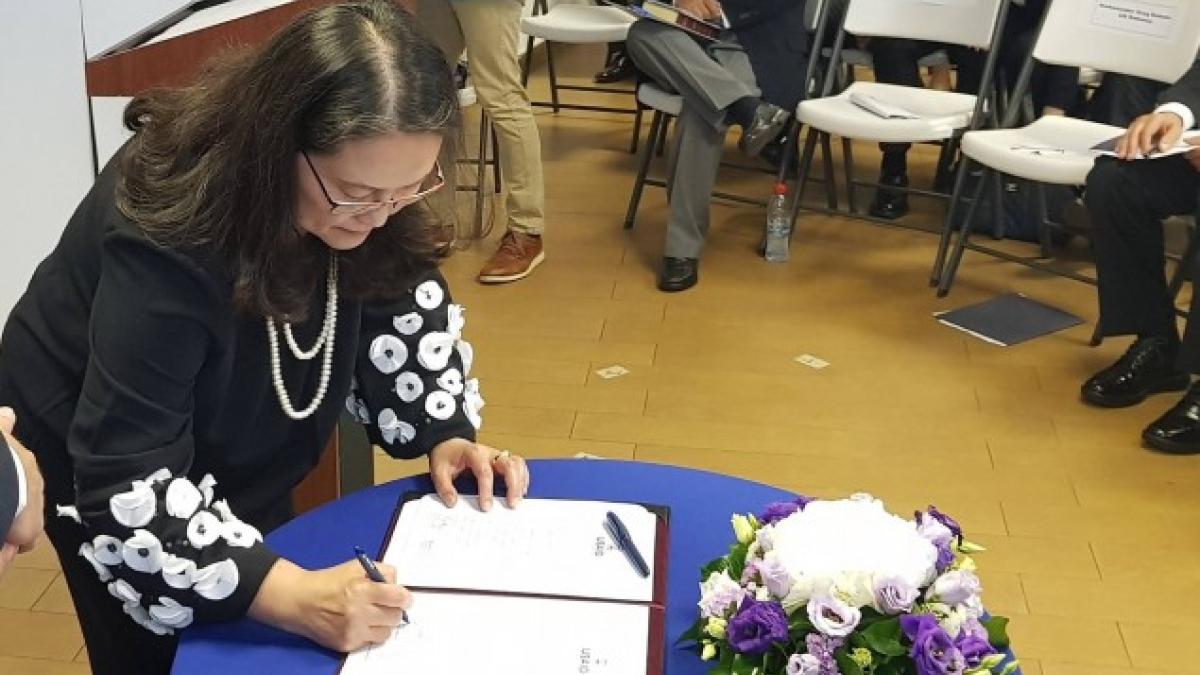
[{"xmin": 764, "ymin": 182, "xmax": 790, "ymax": 263}]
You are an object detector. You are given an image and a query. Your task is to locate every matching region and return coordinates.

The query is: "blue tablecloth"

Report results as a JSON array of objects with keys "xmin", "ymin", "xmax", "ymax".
[{"xmin": 172, "ymin": 459, "xmax": 795, "ymax": 674}]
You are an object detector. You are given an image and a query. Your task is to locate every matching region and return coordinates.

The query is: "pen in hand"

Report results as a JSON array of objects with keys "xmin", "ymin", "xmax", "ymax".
[{"xmin": 354, "ymin": 546, "xmax": 411, "ymax": 626}]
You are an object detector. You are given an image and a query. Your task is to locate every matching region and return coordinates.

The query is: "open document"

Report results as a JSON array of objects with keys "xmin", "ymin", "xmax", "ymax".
[
  {"xmin": 341, "ymin": 495, "xmax": 668, "ymax": 675},
  {"xmin": 1091, "ymin": 130, "xmax": 1200, "ymax": 159}
]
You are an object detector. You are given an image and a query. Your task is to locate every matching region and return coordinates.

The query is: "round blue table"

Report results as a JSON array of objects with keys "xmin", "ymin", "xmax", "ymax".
[{"xmin": 172, "ymin": 459, "xmax": 796, "ymax": 674}]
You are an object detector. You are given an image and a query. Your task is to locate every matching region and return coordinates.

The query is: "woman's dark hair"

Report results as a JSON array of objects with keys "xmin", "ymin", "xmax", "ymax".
[{"xmin": 117, "ymin": 0, "xmax": 461, "ymax": 320}]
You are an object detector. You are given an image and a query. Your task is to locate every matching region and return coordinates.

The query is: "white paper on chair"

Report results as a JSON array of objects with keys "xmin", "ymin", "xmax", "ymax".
[
  {"xmin": 1091, "ymin": 0, "xmax": 1179, "ymax": 39},
  {"xmin": 343, "ymin": 592, "xmax": 651, "ymax": 675},
  {"xmin": 1091, "ymin": 130, "xmax": 1200, "ymax": 159},
  {"xmin": 849, "ymin": 93, "xmax": 921, "ymax": 120},
  {"xmin": 381, "ymin": 495, "xmax": 658, "ymax": 603}
]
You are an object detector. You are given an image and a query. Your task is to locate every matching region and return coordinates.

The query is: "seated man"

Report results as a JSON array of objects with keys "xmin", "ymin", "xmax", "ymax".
[
  {"xmin": 866, "ymin": 0, "xmax": 1079, "ymax": 219},
  {"xmin": 625, "ymin": 0, "xmax": 808, "ymax": 292},
  {"xmin": 1081, "ymin": 61, "xmax": 1200, "ymax": 454}
]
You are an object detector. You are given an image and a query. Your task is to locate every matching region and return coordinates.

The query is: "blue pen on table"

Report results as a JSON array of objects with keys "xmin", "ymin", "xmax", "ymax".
[
  {"xmin": 605, "ymin": 511, "xmax": 650, "ymax": 578},
  {"xmin": 353, "ymin": 546, "xmax": 411, "ymax": 627}
]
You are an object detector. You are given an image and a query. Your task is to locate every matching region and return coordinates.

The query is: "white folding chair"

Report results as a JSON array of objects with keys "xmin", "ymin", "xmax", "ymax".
[
  {"xmin": 931, "ymin": 0, "xmax": 1200, "ymax": 297},
  {"xmin": 787, "ymin": 0, "xmax": 1011, "ymax": 226},
  {"xmin": 519, "ymin": 0, "xmax": 643, "ymax": 152}
]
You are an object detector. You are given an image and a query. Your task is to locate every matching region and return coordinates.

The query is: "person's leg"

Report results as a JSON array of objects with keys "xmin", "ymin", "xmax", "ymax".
[
  {"xmin": 865, "ymin": 38, "xmax": 926, "ymax": 218},
  {"xmin": 658, "ymin": 106, "xmax": 727, "ymax": 292},
  {"xmin": 1082, "ymin": 156, "xmax": 1198, "ymax": 410},
  {"xmin": 595, "ymin": 42, "xmax": 635, "ymax": 83},
  {"xmin": 1088, "ymin": 73, "xmax": 1169, "ymax": 127},
  {"xmin": 449, "ymin": 0, "xmax": 546, "ymax": 282}
]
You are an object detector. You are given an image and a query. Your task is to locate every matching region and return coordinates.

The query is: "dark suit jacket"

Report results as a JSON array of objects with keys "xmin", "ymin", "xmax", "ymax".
[
  {"xmin": 723, "ymin": 0, "xmax": 810, "ymax": 111},
  {"xmin": 0, "ymin": 435, "xmax": 18, "ymax": 544},
  {"xmin": 1160, "ymin": 60, "xmax": 1200, "ymax": 115}
]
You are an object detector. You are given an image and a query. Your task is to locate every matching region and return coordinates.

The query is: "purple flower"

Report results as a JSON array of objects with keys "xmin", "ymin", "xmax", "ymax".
[
  {"xmin": 955, "ymin": 634, "xmax": 997, "ymax": 669},
  {"xmin": 758, "ymin": 554, "xmax": 794, "ymax": 598},
  {"xmin": 874, "ymin": 575, "xmax": 919, "ymax": 614},
  {"xmin": 934, "ymin": 541, "xmax": 955, "ymax": 573},
  {"xmin": 960, "ymin": 617, "xmax": 988, "ymax": 641},
  {"xmin": 927, "ymin": 570, "xmax": 982, "ymax": 606},
  {"xmin": 726, "ymin": 597, "xmax": 790, "ymax": 655},
  {"xmin": 805, "ymin": 634, "xmax": 844, "ymax": 675},
  {"xmin": 741, "ymin": 558, "xmax": 762, "ymax": 585},
  {"xmin": 901, "ymin": 615, "xmax": 966, "ymax": 675},
  {"xmin": 787, "ymin": 653, "xmax": 822, "ymax": 675},
  {"xmin": 807, "ymin": 593, "xmax": 862, "ymax": 637},
  {"xmin": 760, "ymin": 496, "xmax": 812, "ymax": 525},
  {"xmin": 928, "ymin": 506, "xmax": 963, "ymax": 543}
]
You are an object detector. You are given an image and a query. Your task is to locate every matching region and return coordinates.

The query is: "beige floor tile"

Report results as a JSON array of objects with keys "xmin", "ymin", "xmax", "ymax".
[
  {"xmin": 1121, "ymin": 621, "xmax": 1200, "ymax": 671},
  {"xmin": 32, "ymin": 575, "xmax": 76, "ymax": 615},
  {"xmin": 0, "ymin": 656, "xmax": 90, "ymax": 675},
  {"xmin": 482, "ymin": 380, "xmax": 646, "ymax": 415},
  {"xmin": 0, "ymin": 608, "xmax": 83, "ymax": 661},
  {"xmin": 0, "ymin": 568, "xmax": 56, "ymax": 611},
  {"xmin": 969, "ymin": 534, "xmax": 1100, "ymax": 580},
  {"xmin": 1006, "ymin": 614, "xmax": 1130, "ymax": 668}
]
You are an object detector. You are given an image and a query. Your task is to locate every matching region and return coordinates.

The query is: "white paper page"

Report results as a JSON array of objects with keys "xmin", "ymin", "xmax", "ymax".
[
  {"xmin": 382, "ymin": 496, "xmax": 658, "ymax": 603},
  {"xmin": 1092, "ymin": 130, "xmax": 1200, "ymax": 159},
  {"xmin": 849, "ymin": 93, "xmax": 920, "ymax": 120},
  {"xmin": 343, "ymin": 592, "xmax": 651, "ymax": 675}
]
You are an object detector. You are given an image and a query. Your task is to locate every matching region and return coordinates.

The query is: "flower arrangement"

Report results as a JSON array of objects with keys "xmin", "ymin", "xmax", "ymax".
[{"xmin": 683, "ymin": 494, "xmax": 1016, "ymax": 675}]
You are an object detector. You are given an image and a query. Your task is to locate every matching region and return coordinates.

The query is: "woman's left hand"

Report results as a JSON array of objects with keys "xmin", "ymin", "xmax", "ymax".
[{"xmin": 428, "ymin": 438, "xmax": 530, "ymax": 511}]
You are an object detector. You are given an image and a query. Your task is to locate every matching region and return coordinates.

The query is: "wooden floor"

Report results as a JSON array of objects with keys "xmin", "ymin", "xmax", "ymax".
[{"xmin": 5, "ymin": 44, "xmax": 1200, "ymax": 674}]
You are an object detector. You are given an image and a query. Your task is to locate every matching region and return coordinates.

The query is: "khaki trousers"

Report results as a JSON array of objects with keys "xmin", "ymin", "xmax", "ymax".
[{"xmin": 418, "ymin": 0, "xmax": 546, "ymax": 235}]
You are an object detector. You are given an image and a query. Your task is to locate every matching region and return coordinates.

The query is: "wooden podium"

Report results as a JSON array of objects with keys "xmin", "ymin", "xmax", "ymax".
[{"xmin": 84, "ymin": 0, "xmax": 408, "ymax": 513}]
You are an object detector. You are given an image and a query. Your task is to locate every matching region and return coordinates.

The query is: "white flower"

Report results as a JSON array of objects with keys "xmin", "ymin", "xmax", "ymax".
[
  {"xmin": 831, "ymin": 570, "xmax": 876, "ymax": 608},
  {"xmin": 108, "ymin": 579, "xmax": 142, "ymax": 605},
  {"xmin": 55, "ymin": 504, "xmax": 81, "ymax": 524},
  {"xmin": 149, "ymin": 596, "xmax": 194, "ymax": 629},
  {"xmin": 393, "ymin": 312, "xmax": 423, "ymax": 336},
  {"xmin": 807, "ymin": 593, "xmax": 861, "ymax": 637},
  {"xmin": 927, "ymin": 570, "xmax": 981, "ymax": 606},
  {"xmin": 414, "ymin": 280, "xmax": 445, "ymax": 310},
  {"xmin": 162, "ymin": 554, "xmax": 197, "ymax": 589},
  {"xmin": 197, "ymin": 475, "xmax": 217, "ymax": 508},
  {"xmin": 122, "ymin": 529, "xmax": 165, "ymax": 574},
  {"xmin": 345, "ymin": 394, "xmax": 370, "ymax": 424},
  {"xmin": 92, "ymin": 535, "xmax": 124, "ymax": 565},
  {"xmin": 78, "ymin": 543, "xmax": 113, "ymax": 582},
  {"xmin": 756, "ymin": 525, "xmax": 775, "ymax": 553},
  {"xmin": 369, "ymin": 335, "xmax": 408, "ymax": 374},
  {"xmin": 698, "ymin": 570, "xmax": 744, "ymax": 618},
  {"xmin": 771, "ymin": 497, "xmax": 938, "ymax": 595},
  {"xmin": 220, "ymin": 520, "xmax": 263, "ymax": 549},
  {"xmin": 193, "ymin": 559, "xmax": 240, "ymax": 601},
  {"xmin": 186, "ymin": 511, "xmax": 222, "ymax": 548},
  {"xmin": 731, "ymin": 514, "xmax": 755, "ymax": 544},
  {"xmin": 377, "ymin": 408, "xmax": 416, "ymax": 446},
  {"xmin": 457, "ymin": 341, "xmax": 475, "ymax": 376},
  {"xmin": 436, "ymin": 368, "xmax": 464, "ymax": 396},
  {"xmin": 781, "ymin": 572, "xmax": 815, "ymax": 613},
  {"xmin": 165, "ymin": 478, "xmax": 203, "ymax": 520},
  {"xmin": 759, "ymin": 551, "xmax": 794, "ymax": 599},
  {"xmin": 425, "ymin": 390, "xmax": 457, "ymax": 421},
  {"xmin": 464, "ymin": 378, "xmax": 484, "ymax": 429},
  {"xmin": 110, "ymin": 482, "xmax": 156, "ymax": 528},
  {"xmin": 447, "ymin": 304, "xmax": 466, "ymax": 338},
  {"xmin": 927, "ymin": 602, "xmax": 967, "ymax": 638},
  {"xmin": 787, "ymin": 654, "xmax": 821, "ymax": 675},
  {"xmin": 417, "ymin": 332, "xmax": 456, "ymax": 371},
  {"xmin": 394, "ymin": 372, "xmax": 424, "ymax": 403},
  {"xmin": 124, "ymin": 602, "xmax": 174, "ymax": 636}
]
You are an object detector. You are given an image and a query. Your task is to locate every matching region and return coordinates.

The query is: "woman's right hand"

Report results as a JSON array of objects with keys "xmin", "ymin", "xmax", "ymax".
[{"xmin": 249, "ymin": 558, "xmax": 412, "ymax": 652}]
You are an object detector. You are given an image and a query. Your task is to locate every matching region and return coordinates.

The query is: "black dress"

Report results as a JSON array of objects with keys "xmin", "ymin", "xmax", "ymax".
[{"xmin": 0, "ymin": 151, "xmax": 480, "ymax": 673}]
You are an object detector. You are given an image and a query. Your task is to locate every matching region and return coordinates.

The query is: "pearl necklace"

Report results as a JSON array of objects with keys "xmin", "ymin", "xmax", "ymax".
[{"xmin": 266, "ymin": 254, "xmax": 339, "ymax": 420}]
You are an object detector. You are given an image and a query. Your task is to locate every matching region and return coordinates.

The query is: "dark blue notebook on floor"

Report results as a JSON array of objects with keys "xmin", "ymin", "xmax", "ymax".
[{"xmin": 934, "ymin": 293, "xmax": 1083, "ymax": 346}]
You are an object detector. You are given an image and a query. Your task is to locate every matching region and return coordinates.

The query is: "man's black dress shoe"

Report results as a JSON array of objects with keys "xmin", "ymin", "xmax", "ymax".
[
  {"xmin": 594, "ymin": 54, "xmax": 635, "ymax": 84},
  {"xmin": 658, "ymin": 257, "xmax": 698, "ymax": 292},
  {"xmin": 1081, "ymin": 336, "xmax": 1190, "ymax": 408},
  {"xmin": 738, "ymin": 103, "xmax": 790, "ymax": 157},
  {"xmin": 1144, "ymin": 385, "xmax": 1200, "ymax": 454},
  {"xmin": 868, "ymin": 174, "xmax": 910, "ymax": 220}
]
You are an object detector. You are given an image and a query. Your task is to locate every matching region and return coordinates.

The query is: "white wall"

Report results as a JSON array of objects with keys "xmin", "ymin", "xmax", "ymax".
[
  {"xmin": 80, "ymin": 0, "xmax": 192, "ymax": 58},
  {"xmin": 0, "ymin": 1, "xmax": 94, "ymax": 321}
]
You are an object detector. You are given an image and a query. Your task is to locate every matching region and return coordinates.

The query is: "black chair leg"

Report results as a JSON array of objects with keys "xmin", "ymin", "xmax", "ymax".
[
  {"xmin": 490, "ymin": 117, "xmax": 502, "ymax": 193},
  {"xmin": 545, "ymin": 43, "xmax": 561, "ymax": 113},
  {"xmin": 624, "ymin": 110, "xmax": 664, "ymax": 230},
  {"xmin": 787, "ymin": 127, "xmax": 821, "ymax": 234},
  {"xmin": 937, "ymin": 165, "xmax": 993, "ymax": 297},
  {"xmin": 521, "ymin": 35, "xmax": 535, "ymax": 88},
  {"xmin": 932, "ymin": 157, "xmax": 973, "ymax": 286},
  {"xmin": 842, "ymin": 136, "xmax": 857, "ymax": 215},
  {"xmin": 630, "ymin": 102, "xmax": 644, "ymax": 155},
  {"xmin": 819, "ymin": 132, "xmax": 838, "ymax": 211}
]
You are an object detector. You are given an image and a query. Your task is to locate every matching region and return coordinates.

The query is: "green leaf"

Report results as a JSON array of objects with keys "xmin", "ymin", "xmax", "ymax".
[
  {"xmin": 981, "ymin": 616, "xmax": 1011, "ymax": 649},
  {"xmin": 957, "ymin": 539, "xmax": 987, "ymax": 554},
  {"xmin": 701, "ymin": 556, "xmax": 729, "ymax": 580},
  {"xmin": 731, "ymin": 654, "xmax": 758, "ymax": 675},
  {"xmin": 727, "ymin": 543, "xmax": 750, "ymax": 580},
  {"xmin": 861, "ymin": 618, "xmax": 907, "ymax": 657},
  {"xmin": 834, "ymin": 649, "xmax": 865, "ymax": 675},
  {"xmin": 997, "ymin": 661, "xmax": 1020, "ymax": 675}
]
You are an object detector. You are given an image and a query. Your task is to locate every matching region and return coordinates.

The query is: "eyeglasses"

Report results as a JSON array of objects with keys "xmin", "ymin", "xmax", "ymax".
[{"xmin": 302, "ymin": 150, "xmax": 445, "ymax": 216}]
